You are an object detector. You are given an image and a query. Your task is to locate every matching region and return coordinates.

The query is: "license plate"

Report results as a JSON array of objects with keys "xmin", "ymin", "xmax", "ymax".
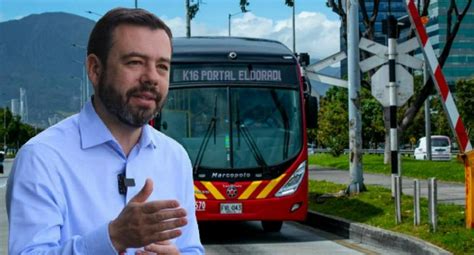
[{"xmin": 220, "ymin": 203, "xmax": 242, "ymax": 214}]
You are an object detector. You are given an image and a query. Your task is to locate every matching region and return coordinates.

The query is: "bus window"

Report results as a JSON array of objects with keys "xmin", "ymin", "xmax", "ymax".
[
  {"xmin": 162, "ymin": 88, "xmax": 231, "ymax": 169},
  {"xmin": 232, "ymin": 87, "xmax": 302, "ymax": 168}
]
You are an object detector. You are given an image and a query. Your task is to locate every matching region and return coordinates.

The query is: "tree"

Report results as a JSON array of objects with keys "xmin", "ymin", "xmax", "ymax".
[
  {"xmin": 240, "ymin": 0, "xmax": 250, "ymax": 12},
  {"xmin": 399, "ymin": 0, "xmax": 473, "ymax": 140},
  {"xmin": 1, "ymin": 107, "xmax": 40, "ymax": 151},
  {"xmin": 0, "ymin": 108, "xmax": 10, "ymax": 150},
  {"xmin": 455, "ymin": 79, "xmax": 474, "ymax": 141},
  {"xmin": 327, "ymin": 0, "xmax": 472, "ymax": 162},
  {"xmin": 361, "ymin": 91, "xmax": 384, "ymax": 148},
  {"xmin": 317, "ymin": 87, "xmax": 349, "ymax": 156}
]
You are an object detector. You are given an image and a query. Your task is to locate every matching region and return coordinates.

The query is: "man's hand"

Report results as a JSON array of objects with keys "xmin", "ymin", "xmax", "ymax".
[
  {"xmin": 135, "ymin": 240, "xmax": 180, "ymax": 255},
  {"xmin": 109, "ymin": 179, "xmax": 188, "ymax": 252}
]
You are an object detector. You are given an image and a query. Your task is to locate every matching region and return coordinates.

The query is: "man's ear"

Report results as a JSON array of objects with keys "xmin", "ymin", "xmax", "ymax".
[{"xmin": 87, "ymin": 54, "xmax": 103, "ymax": 91}]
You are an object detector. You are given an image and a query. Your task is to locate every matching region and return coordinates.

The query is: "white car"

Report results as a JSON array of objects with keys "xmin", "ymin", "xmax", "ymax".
[{"xmin": 414, "ymin": 135, "xmax": 451, "ymax": 161}]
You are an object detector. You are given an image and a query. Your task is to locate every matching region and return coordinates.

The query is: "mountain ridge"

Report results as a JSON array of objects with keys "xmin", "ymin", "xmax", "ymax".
[
  {"xmin": 0, "ymin": 12, "xmax": 95, "ymax": 127},
  {"xmin": 0, "ymin": 12, "xmax": 340, "ymax": 127}
]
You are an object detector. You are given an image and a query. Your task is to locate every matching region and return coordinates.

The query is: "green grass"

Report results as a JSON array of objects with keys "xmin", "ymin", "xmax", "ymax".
[
  {"xmin": 309, "ymin": 153, "xmax": 465, "ymax": 183},
  {"xmin": 309, "ymin": 180, "xmax": 474, "ymax": 255}
]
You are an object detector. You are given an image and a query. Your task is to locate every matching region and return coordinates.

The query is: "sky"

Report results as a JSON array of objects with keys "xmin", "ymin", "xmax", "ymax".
[{"xmin": 0, "ymin": 0, "xmax": 342, "ymax": 59}]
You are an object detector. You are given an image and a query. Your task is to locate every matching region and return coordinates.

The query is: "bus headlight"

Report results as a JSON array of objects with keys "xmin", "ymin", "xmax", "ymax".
[{"xmin": 275, "ymin": 161, "xmax": 306, "ymax": 197}]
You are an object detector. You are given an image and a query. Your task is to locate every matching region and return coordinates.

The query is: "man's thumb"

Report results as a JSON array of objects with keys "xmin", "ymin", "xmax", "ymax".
[{"xmin": 130, "ymin": 178, "xmax": 153, "ymax": 203}]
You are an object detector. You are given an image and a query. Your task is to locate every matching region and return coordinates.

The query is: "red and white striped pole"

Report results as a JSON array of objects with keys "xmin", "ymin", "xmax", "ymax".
[
  {"xmin": 406, "ymin": 0, "xmax": 472, "ymax": 153},
  {"xmin": 406, "ymin": 0, "xmax": 473, "ymax": 228}
]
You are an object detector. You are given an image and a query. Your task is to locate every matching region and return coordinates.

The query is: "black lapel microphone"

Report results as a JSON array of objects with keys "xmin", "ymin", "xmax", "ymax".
[{"xmin": 117, "ymin": 173, "xmax": 136, "ymax": 195}]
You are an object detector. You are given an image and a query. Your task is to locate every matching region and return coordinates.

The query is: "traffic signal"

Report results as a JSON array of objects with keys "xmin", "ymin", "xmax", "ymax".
[{"xmin": 285, "ymin": 0, "xmax": 294, "ymax": 7}]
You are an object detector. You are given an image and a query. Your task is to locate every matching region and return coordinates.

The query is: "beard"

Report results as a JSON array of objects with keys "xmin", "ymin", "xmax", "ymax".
[{"xmin": 97, "ymin": 72, "xmax": 163, "ymax": 127}]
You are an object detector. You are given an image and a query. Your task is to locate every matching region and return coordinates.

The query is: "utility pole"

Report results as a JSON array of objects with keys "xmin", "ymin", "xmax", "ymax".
[
  {"xmin": 135, "ymin": 0, "xmax": 138, "ymax": 8},
  {"xmin": 346, "ymin": 0, "xmax": 364, "ymax": 194}
]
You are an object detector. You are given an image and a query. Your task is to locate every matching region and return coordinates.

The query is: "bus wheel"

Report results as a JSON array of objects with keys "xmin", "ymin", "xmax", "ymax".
[{"xmin": 261, "ymin": 221, "xmax": 283, "ymax": 232}]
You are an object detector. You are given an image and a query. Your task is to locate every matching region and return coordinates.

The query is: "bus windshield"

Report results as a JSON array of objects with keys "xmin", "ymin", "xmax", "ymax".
[{"xmin": 160, "ymin": 86, "xmax": 303, "ymax": 172}]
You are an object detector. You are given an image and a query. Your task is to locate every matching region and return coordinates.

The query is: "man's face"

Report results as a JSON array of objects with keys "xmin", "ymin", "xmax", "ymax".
[{"xmin": 97, "ymin": 24, "xmax": 171, "ymax": 127}]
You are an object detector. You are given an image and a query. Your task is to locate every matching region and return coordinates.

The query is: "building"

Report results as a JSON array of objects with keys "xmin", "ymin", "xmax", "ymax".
[
  {"xmin": 425, "ymin": 0, "xmax": 474, "ymax": 84},
  {"xmin": 338, "ymin": 0, "xmax": 474, "ymax": 84},
  {"xmin": 10, "ymin": 99, "xmax": 19, "ymax": 117},
  {"xmin": 340, "ymin": 0, "xmax": 407, "ymax": 76},
  {"xmin": 19, "ymin": 87, "xmax": 28, "ymax": 123}
]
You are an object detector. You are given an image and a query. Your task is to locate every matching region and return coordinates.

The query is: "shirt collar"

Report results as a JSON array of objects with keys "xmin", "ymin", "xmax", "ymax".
[
  {"xmin": 138, "ymin": 123, "xmax": 157, "ymax": 150},
  {"xmin": 79, "ymin": 101, "xmax": 116, "ymax": 149},
  {"xmin": 79, "ymin": 100, "xmax": 157, "ymax": 150}
]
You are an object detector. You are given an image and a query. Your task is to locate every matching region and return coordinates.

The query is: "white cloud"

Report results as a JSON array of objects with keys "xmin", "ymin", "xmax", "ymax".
[
  {"xmin": 163, "ymin": 16, "xmax": 224, "ymax": 37},
  {"xmin": 232, "ymin": 12, "xmax": 341, "ymax": 59},
  {"xmin": 163, "ymin": 11, "xmax": 341, "ymax": 59}
]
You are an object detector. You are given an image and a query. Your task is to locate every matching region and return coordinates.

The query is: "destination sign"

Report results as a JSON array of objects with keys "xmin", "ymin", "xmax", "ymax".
[
  {"xmin": 179, "ymin": 69, "xmax": 282, "ymax": 82},
  {"xmin": 171, "ymin": 64, "xmax": 298, "ymax": 85}
]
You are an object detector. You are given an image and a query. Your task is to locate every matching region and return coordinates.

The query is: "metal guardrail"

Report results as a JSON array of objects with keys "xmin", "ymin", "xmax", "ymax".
[{"xmin": 311, "ymin": 148, "xmax": 460, "ymax": 157}]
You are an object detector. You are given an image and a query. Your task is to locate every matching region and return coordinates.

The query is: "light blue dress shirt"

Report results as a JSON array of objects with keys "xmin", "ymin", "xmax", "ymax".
[{"xmin": 6, "ymin": 101, "xmax": 204, "ymax": 254}]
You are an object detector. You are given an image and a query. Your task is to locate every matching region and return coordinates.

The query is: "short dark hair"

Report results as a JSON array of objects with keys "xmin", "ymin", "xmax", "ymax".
[{"xmin": 87, "ymin": 7, "xmax": 172, "ymax": 67}]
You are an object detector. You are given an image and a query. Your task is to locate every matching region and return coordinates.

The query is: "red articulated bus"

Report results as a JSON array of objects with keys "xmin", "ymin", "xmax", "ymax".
[{"xmin": 154, "ymin": 37, "xmax": 317, "ymax": 232}]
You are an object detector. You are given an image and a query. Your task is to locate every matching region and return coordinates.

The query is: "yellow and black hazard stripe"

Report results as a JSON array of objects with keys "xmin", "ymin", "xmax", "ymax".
[{"xmin": 194, "ymin": 173, "xmax": 287, "ymax": 200}]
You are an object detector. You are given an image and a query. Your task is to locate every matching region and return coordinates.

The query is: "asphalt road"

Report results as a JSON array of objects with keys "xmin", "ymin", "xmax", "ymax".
[{"xmin": 201, "ymin": 220, "xmax": 395, "ymax": 255}]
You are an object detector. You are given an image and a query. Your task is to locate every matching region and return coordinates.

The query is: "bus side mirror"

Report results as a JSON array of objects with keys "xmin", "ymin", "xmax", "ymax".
[
  {"xmin": 305, "ymin": 95, "xmax": 318, "ymax": 129},
  {"xmin": 298, "ymin": 53, "xmax": 310, "ymax": 67}
]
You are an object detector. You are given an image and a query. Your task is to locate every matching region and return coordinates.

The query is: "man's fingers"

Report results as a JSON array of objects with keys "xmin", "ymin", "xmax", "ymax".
[
  {"xmin": 141, "ymin": 217, "xmax": 188, "ymax": 238},
  {"xmin": 144, "ymin": 238, "xmax": 181, "ymax": 254},
  {"xmin": 141, "ymin": 200, "xmax": 182, "ymax": 214},
  {"xmin": 130, "ymin": 178, "xmax": 154, "ymax": 203}
]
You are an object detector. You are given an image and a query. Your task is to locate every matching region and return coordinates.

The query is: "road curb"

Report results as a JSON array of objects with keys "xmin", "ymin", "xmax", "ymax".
[{"xmin": 303, "ymin": 210, "xmax": 452, "ymax": 255}]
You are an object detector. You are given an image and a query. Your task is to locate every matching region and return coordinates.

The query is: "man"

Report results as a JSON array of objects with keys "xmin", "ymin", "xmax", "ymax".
[{"xmin": 6, "ymin": 8, "xmax": 204, "ymax": 254}]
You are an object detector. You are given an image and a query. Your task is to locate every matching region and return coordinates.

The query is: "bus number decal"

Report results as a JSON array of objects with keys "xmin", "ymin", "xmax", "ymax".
[{"xmin": 195, "ymin": 201, "xmax": 206, "ymax": 211}]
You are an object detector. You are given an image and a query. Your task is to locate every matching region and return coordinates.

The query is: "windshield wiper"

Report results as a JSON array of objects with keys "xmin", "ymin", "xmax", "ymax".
[
  {"xmin": 193, "ymin": 95, "xmax": 218, "ymax": 175},
  {"xmin": 236, "ymin": 121, "xmax": 268, "ymax": 168}
]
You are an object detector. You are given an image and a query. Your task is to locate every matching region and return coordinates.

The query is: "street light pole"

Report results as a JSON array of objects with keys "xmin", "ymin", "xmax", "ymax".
[
  {"xmin": 72, "ymin": 60, "xmax": 86, "ymax": 107},
  {"xmin": 228, "ymin": 13, "xmax": 231, "ymax": 37},
  {"xmin": 72, "ymin": 43, "xmax": 90, "ymax": 105},
  {"xmin": 3, "ymin": 107, "xmax": 6, "ymax": 152},
  {"xmin": 85, "ymin": 10, "xmax": 102, "ymax": 17},
  {"xmin": 292, "ymin": 1, "xmax": 296, "ymax": 53},
  {"xmin": 285, "ymin": 0, "xmax": 296, "ymax": 52},
  {"xmin": 71, "ymin": 76, "xmax": 84, "ymax": 111},
  {"xmin": 228, "ymin": 10, "xmax": 249, "ymax": 37}
]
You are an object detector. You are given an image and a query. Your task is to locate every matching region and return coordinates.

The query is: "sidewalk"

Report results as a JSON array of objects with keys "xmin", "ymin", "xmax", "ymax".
[{"xmin": 309, "ymin": 165, "xmax": 465, "ymax": 205}]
